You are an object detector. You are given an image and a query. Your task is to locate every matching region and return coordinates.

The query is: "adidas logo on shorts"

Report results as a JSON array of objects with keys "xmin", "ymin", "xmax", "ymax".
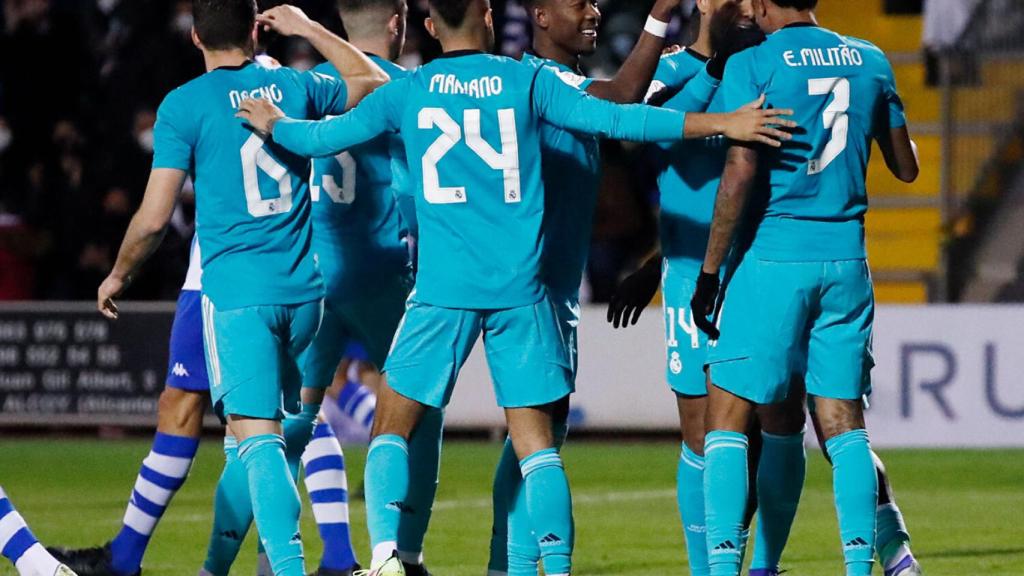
[{"xmin": 539, "ymin": 533, "xmax": 563, "ymax": 546}]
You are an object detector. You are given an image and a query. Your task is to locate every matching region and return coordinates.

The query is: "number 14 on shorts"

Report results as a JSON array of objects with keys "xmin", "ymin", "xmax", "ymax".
[{"xmin": 666, "ymin": 306, "xmax": 700, "ymax": 350}]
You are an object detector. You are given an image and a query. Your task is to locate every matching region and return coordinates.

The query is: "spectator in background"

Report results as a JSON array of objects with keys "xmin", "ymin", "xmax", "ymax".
[
  {"xmin": 0, "ymin": 0, "xmax": 675, "ymax": 301},
  {"xmin": 923, "ymin": 0, "xmax": 981, "ymax": 85},
  {"xmin": 0, "ymin": 212, "xmax": 37, "ymax": 300}
]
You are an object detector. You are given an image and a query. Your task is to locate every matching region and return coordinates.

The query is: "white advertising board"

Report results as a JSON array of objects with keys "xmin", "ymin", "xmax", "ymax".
[{"xmin": 444, "ymin": 305, "xmax": 1024, "ymax": 447}]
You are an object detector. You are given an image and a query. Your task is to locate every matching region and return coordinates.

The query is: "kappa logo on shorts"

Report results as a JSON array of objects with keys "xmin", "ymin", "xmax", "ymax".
[
  {"xmin": 171, "ymin": 362, "xmax": 190, "ymax": 378},
  {"xmin": 669, "ymin": 351, "xmax": 683, "ymax": 375}
]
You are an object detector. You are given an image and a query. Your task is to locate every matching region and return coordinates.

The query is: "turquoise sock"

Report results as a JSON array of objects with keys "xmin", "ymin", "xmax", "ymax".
[
  {"xmin": 520, "ymin": 448, "xmax": 573, "ymax": 575},
  {"xmin": 283, "ymin": 403, "xmax": 320, "ymax": 479},
  {"xmin": 704, "ymin": 430, "xmax": 748, "ymax": 576},
  {"xmin": 364, "ymin": 434, "xmax": 409, "ymax": 565},
  {"xmin": 751, "ymin": 429, "xmax": 806, "ymax": 571},
  {"xmin": 398, "ymin": 409, "xmax": 445, "ymax": 564},
  {"xmin": 500, "ymin": 422, "xmax": 569, "ymax": 576},
  {"xmin": 203, "ymin": 437, "xmax": 253, "ymax": 576},
  {"xmin": 488, "ymin": 437, "xmax": 517, "ymax": 575},
  {"xmin": 678, "ymin": 444, "xmax": 709, "ymax": 576},
  {"xmin": 238, "ymin": 434, "xmax": 304, "ymax": 576},
  {"xmin": 825, "ymin": 429, "xmax": 877, "ymax": 576}
]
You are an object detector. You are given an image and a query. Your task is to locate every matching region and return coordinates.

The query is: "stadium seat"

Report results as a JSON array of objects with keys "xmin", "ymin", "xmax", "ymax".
[{"xmin": 821, "ymin": 0, "xmax": 1020, "ymax": 303}]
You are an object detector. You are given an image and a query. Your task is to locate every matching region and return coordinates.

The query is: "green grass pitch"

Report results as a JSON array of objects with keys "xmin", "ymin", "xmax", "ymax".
[{"xmin": 0, "ymin": 439, "xmax": 1020, "ymax": 575}]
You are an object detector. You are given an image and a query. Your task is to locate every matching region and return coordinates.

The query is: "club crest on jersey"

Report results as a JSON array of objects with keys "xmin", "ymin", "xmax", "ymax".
[
  {"xmin": 553, "ymin": 68, "xmax": 588, "ymax": 89},
  {"xmin": 229, "ymin": 84, "xmax": 284, "ymax": 109},
  {"xmin": 670, "ymin": 351, "xmax": 683, "ymax": 375}
]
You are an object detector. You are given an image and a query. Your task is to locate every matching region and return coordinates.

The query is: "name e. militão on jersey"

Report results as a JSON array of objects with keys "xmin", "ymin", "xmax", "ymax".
[{"xmin": 783, "ymin": 44, "xmax": 864, "ymax": 68}]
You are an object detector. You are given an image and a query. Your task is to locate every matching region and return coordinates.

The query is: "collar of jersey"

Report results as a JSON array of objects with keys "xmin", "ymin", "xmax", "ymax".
[
  {"xmin": 522, "ymin": 50, "xmax": 582, "ymax": 75},
  {"xmin": 781, "ymin": 22, "xmax": 819, "ymax": 30},
  {"xmin": 214, "ymin": 59, "xmax": 255, "ymax": 72},
  {"xmin": 435, "ymin": 49, "xmax": 487, "ymax": 59},
  {"xmin": 684, "ymin": 47, "xmax": 710, "ymax": 63}
]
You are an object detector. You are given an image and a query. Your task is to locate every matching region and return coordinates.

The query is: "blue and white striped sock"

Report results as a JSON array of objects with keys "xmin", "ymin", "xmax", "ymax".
[
  {"xmin": 337, "ymin": 381, "xmax": 376, "ymax": 435},
  {"xmin": 0, "ymin": 486, "xmax": 62, "ymax": 576},
  {"xmin": 301, "ymin": 422, "xmax": 358, "ymax": 572},
  {"xmin": 110, "ymin": 432, "xmax": 199, "ymax": 575}
]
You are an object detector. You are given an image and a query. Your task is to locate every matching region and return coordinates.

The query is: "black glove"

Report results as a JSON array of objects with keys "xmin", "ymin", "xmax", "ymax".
[
  {"xmin": 707, "ymin": 4, "xmax": 767, "ymax": 80},
  {"xmin": 690, "ymin": 270, "xmax": 721, "ymax": 339},
  {"xmin": 607, "ymin": 258, "xmax": 661, "ymax": 329}
]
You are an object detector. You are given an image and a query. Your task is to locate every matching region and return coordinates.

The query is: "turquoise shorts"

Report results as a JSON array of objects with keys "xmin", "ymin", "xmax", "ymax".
[
  {"xmin": 550, "ymin": 293, "xmax": 581, "ymax": 384},
  {"xmin": 302, "ymin": 275, "xmax": 411, "ymax": 390},
  {"xmin": 707, "ymin": 254, "xmax": 874, "ymax": 404},
  {"xmin": 383, "ymin": 293, "xmax": 572, "ymax": 409},
  {"xmin": 661, "ymin": 260, "xmax": 710, "ymax": 397},
  {"xmin": 202, "ymin": 296, "xmax": 323, "ymax": 421}
]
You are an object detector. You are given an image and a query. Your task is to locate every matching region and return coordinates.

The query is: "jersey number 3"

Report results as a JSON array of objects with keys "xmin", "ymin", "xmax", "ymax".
[
  {"xmin": 807, "ymin": 77, "xmax": 850, "ymax": 175},
  {"xmin": 418, "ymin": 108, "xmax": 521, "ymax": 205}
]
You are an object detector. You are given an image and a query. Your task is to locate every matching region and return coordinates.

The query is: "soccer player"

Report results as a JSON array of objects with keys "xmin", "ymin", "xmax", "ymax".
[
  {"xmin": 71, "ymin": 1, "xmax": 386, "ymax": 575},
  {"xmin": 197, "ymin": 3, "xmax": 442, "ymax": 576},
  {"xmin": 484, "ymin": 0, "xmax": 740, "ymax": 574},
  {"xmin": 0, "ymin": 487, "xmax": 77, "ymax": 576},
  {"xmin": 238, "ymin": 1, "xmax": 794, "ymax": 574},
  {"xmin": 688, "ymin": 1, "xmax": 921, "ymax": 576},
  {"xmin": 607, "ymin": 5, "xmax": 795, "ymax": 575}
]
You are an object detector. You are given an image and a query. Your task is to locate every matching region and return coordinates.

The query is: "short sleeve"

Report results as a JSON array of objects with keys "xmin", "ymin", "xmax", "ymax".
[
  {"xmin": 718, "ymin": 51, "xmax": 761, "ymax": 112},
  {"xmin": 152, "ymin": 90, "xmax": 195, "ymax": 171},
  {"xmin": 303, "ymin": 69, "xmax": 349, "ymax": 118}
]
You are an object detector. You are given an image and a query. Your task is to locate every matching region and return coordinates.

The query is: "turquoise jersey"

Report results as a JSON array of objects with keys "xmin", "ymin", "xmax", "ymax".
[
  {"xmin": 718, "ymin": 24, "xmax": 907, "ymax": 261},
  {"xmin": 309, "ymin": 55, "xmax": 411, "ymax": 299},
  {"xmin": 273, "ymin": 51, "xmax": 687, "ymax": 310},
  {"xmin": 153, "ymin": 60, "xmax": 348, "ymax": 310},
  {"xmin": 651, "ymin": 49, "xmax": 726, "ymax": 276},
  {"xmin": 519, "ymin": 52, "xmax": 598, "ymax": 299}
]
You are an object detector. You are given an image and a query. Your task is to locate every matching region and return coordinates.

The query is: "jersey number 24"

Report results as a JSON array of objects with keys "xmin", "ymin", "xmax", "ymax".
[{"xmin": 418, "ymin": 108, "xmax": 521, "ymax": 205}]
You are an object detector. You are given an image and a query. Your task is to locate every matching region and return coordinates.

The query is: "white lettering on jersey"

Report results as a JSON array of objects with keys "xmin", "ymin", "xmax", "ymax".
[
  {"xmin": 783, "ymin": 45, "xmax": 863, "ymax": 68},
  {"xmin": 229, "ymin": 84, "xmax": 284, "ymax": 109},
  {"xmin": 428, "ymin": 74, "xmax": 504, "ymax": 98}
]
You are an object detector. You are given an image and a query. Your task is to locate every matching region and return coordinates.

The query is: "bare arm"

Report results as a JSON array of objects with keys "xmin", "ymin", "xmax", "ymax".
[
  {"xmin": 98, "ymin": 168, "xmax": 187, "ymax": 318},
  {"xmin": 257, "ymin": 5, "xmax": 388, "ymax": 109},
  {"xmin": 702, "ymin": 145, "xmax": 758, "ymax": 274},
  {"xmin": 876, "ymin": 125, "xmax": 919, "ymax": 183},
  {"xmin": 585, "ymin": 0, "xmax": 679, "ymax": 104}
]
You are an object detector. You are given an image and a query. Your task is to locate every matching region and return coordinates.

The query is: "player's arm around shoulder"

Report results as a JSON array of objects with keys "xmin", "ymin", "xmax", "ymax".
[
  {"xmin": 256, "ymin": 4, "xmax": 388, "ymax": 110},
  {"xmin": 237, "ymin": 77, "xmax": 405, "ymax": 158}
]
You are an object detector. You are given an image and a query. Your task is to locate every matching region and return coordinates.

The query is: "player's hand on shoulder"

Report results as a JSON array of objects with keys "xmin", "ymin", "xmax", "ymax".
[
  {"xmin": 689, "ymin": 270, "xmax": 720, "ymax": 339},
  {"xmin": 607, "ymin": 257, "xmax": 661, "ymax": 329},
  {"xmin": 97, "ymin": 274, "xmax": 128, "ymax": 320},
  {"xmin": 256, "ymin": 4, "xmax": 314, "ymax": 37},
  {"xmin": 236, "ymin": 98, "xmax": 285, "ymax": 136},
  {"xmin": 723, "ymin": 94, "xmax": 796, "ymax": 148}
]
